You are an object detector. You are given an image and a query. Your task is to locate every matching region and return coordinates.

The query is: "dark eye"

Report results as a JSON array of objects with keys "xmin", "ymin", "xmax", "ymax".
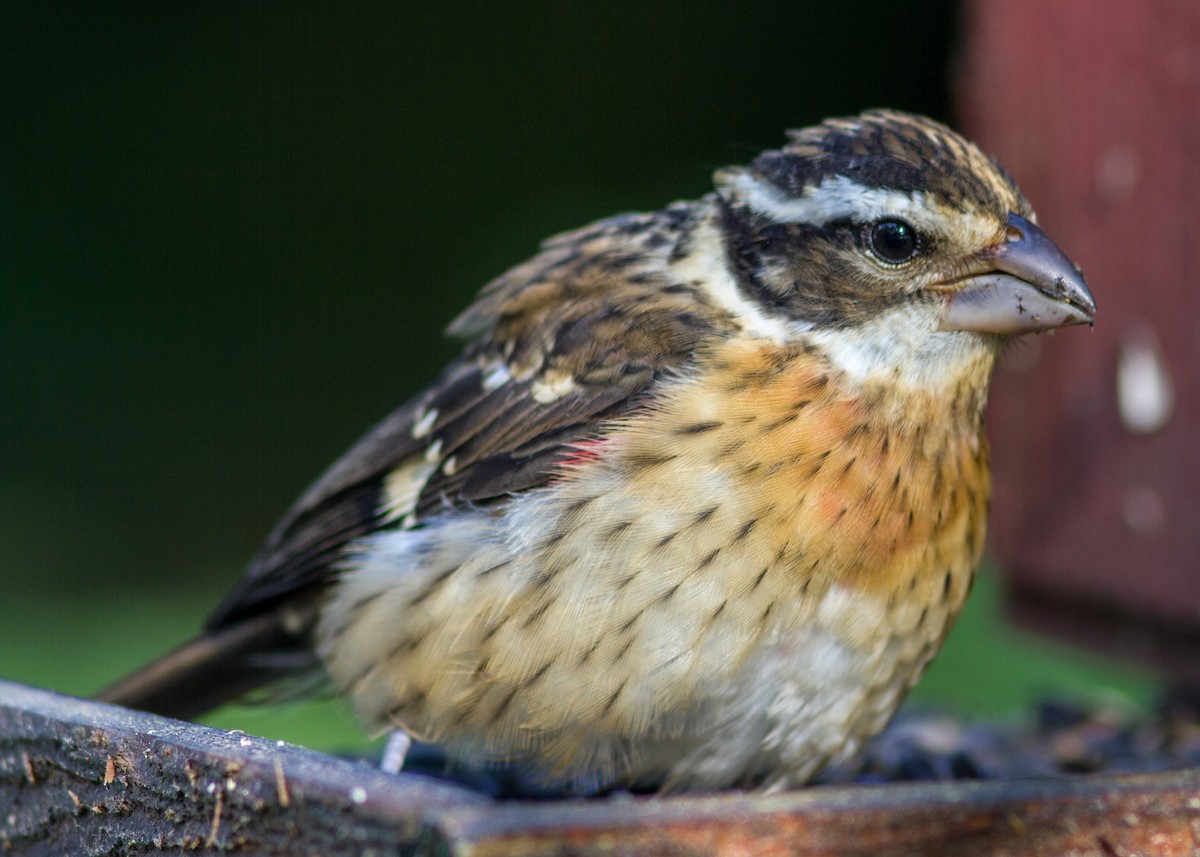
[{"xmin": 867, "ymin": 219, "xmax": 920, "ymax": 264}]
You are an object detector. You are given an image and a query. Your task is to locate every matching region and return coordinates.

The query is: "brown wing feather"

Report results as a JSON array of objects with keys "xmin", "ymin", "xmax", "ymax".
[{"xmin": 206, "ymin": 205, "xmax": 734, "ymax": 632}]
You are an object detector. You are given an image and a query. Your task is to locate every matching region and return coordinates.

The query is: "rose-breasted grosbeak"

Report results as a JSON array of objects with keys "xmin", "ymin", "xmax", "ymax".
[{"xmin": 99, "ymin": 110, "xmax": 1095, "ymax": 793}]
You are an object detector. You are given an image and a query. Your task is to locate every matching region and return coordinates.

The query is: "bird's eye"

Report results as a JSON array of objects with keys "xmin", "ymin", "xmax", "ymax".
[{"xmin": 866, "ymin": 219, "xmax": 920, "ymax": 264}]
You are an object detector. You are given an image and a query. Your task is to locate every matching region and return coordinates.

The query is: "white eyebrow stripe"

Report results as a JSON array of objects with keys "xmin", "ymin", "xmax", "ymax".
[{"xmin": 730, "ymin": 172, "xmax": 936, "ymax": 230}]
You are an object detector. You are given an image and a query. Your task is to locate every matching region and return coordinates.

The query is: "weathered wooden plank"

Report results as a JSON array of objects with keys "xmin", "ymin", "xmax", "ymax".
[
  {"xmin": 0, "ymin": 680, "xmax": 483, "ymax": 855},
  {"xmin": 3, "ymin": 681, "xmax": 1200, "ymax": 855}
]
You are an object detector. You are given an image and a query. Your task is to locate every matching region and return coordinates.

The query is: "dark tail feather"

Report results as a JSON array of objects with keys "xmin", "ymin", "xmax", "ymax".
[{"xmin": 95, "ymin": 609, "xmax": 314, "ymax": 721}]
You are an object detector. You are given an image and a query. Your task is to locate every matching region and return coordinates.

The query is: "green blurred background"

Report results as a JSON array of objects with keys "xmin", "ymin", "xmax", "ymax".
[{"xmin": 0, "ymin": 3, "xmax": 1154, "ymax": 751}]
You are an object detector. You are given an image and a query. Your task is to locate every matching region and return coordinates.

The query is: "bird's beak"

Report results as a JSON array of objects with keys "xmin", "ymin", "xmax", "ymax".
[{"xmin": 937, "ymin": 213, "xmax": 1096, "ymax": 334}]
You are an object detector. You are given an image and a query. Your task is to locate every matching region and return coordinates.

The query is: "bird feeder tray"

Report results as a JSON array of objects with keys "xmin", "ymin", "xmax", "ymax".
[{"xmin": 3, "ymin": 681, "xmax": 1199, "ymax": 856}]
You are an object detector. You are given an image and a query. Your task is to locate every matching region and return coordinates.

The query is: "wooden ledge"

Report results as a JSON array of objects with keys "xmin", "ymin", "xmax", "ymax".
[{"xmin": 2, "ymin": 679, "xmax": 1198, "ymax": 855}]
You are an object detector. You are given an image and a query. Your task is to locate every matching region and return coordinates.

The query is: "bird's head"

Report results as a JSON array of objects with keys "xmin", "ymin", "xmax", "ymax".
[{"xmin": 713, "ymin": 110, "xmax": 1095, "ymax": 387}]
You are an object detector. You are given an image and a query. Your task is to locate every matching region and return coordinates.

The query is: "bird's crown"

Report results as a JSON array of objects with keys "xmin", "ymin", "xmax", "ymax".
[{"xmin": 720, "ymin": 109, "xmax": 1029, "ymax": 224}]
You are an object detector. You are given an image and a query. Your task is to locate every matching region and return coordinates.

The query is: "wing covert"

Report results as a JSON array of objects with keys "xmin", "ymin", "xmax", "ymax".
[{"xmin": 206, "ymin": 205, "xmax": 735, "ymax": 630}]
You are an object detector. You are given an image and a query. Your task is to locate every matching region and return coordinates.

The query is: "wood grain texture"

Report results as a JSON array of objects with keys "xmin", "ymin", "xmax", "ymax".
[{"xmin": 4, "ymin": 681, "xmax": 1200, "ymax": 855}]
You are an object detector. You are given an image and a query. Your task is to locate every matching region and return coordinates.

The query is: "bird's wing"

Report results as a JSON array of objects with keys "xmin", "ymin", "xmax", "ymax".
[{"xmin": 206, "ymin": 208, "xmax": 733, "ymax": 630}]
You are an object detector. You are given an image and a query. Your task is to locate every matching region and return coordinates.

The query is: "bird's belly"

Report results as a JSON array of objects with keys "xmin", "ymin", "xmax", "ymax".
[
  {"xmin": 642, "ymin": 582, "xmax": 956, "ymax": 790},
  {"xmin": 317, "ymin": 492, "xmax": 966, "ymax": 792}
]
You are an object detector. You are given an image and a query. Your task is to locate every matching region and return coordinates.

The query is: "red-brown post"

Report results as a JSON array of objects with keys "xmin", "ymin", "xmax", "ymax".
[{"xmin": 958, "ymin": 0, "xmax": 1200, "ymax": 680}]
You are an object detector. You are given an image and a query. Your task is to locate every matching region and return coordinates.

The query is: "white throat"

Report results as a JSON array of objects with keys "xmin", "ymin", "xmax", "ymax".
[{"xmin": 801, "ymin": 302, "xmax": 996, "ymax": 391}]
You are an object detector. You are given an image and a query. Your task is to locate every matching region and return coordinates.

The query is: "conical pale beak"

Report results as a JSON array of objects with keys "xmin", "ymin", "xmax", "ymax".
[{"xmin": 938, "ymin": 213, "xmax": 1096, "ymax": 335}]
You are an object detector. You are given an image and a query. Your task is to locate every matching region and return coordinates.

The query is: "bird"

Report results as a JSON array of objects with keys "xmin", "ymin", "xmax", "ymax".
[{"xmin": 97, "ymin": 110, "xmax": 1096, "ymax": 794}]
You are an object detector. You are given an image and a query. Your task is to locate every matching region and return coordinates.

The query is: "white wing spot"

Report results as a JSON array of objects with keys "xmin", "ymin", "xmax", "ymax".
[
  {"xmin": 482, "ymin": 362, "xmax": 511, "ymax": 391},
  {"xmin": 531, "ymin": 370, "xmax": 577, "ymax": 403},
  {"xmin": 412, "ymin": 408, "xmax": 438, "ymax": 440},
  {"xmin": 382, "ymin": 460, "xmax": 438, "ymax": 522}
]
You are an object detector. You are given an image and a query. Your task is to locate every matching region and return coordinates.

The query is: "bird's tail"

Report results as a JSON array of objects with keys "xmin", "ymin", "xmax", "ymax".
[{"xmin": 95, "ymin": 607, "xmax": 317, "ymax": 721}]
